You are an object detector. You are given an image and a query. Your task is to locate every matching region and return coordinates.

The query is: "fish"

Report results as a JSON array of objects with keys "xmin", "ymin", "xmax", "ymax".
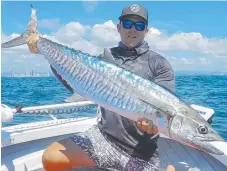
[{"xmin": 1, "ymin": 6, "xmax": 225, "ymax": 155}]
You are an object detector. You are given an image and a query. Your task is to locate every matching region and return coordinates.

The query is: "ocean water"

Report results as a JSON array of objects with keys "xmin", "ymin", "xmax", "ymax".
[{"xmin": 1, "ymin": 76, "xmax": 227, "ymax": 140}]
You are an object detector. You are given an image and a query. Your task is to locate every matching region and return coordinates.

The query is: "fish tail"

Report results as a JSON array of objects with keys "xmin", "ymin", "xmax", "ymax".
[{"xmin": 1, "ymin": 5, "xmax": 38, "ymax": 48}]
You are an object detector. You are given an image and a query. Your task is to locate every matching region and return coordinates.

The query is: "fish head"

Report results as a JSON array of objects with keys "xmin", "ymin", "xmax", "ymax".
[{"xmin": 169, "ymin": 114, "xmax": 224, "ymax": 155}]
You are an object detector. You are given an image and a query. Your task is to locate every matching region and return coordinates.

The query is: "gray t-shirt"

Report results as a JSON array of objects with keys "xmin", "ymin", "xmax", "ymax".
[{"xmin": 97, "ymin": 41, "xmax": 175, "ymax": 159}]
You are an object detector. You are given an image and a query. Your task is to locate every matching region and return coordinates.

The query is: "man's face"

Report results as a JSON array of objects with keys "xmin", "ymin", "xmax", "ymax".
[{"xmin": 117, "ymin": 15, "xmax": 148, "ymax": 48}]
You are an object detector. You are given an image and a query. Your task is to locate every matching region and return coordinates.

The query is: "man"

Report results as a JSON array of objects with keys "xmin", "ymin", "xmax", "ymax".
[{"xmin": 27, "ymin": 4, "xmax": 175, "ymax": 171}]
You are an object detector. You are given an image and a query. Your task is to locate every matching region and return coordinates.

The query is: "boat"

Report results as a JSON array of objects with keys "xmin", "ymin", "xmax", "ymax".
[{"xmin": 1, "ymin": 101, "xmax": 227, "ymax": 171}]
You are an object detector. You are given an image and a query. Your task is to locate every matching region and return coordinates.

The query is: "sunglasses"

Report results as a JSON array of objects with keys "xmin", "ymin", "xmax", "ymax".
[{"xmin": 121, "ymin": 20, "xmax": 147, "ymax": 31}]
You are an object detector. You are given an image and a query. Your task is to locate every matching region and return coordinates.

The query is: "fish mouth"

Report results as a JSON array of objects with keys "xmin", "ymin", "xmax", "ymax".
[
  {"xmin": 189, "ymin": 136, "xmax": 225, "ymax": 155},
  {"xmin": 183, "ymin": 140, "xmax": 224, "ymax": 155},
  {"xmin": 195, "ymin": 135, "xmax": 224, "ymax": 142},
  {"xmin": 205, "ymin": 142, "xmax": 224, "ymax": 155},
  {"xmin": 176, "ymin": 134, "xmax": 225, "ymax": 155},
  {"xmin": 209, "ymin": 141, "xmax": 227, "ymax": 156}
]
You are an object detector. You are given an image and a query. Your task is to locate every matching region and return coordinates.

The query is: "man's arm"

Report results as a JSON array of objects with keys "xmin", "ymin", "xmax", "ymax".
[
  {"xmin": 148, "ymin": 55, "xmax": 175, "ymax": 92},
  {"xmin": 136, "ymin": 54, "xmax": 175, "ymax": 135}
]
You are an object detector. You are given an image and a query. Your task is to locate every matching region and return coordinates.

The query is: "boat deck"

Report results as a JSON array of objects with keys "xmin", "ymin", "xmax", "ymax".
[
  {"xmin": 158, "ymin": 137, "xmax": 227, "ymax": 171},
  {"xmin": 2, "ymin": 117, "xmax": 227, "ymax": 171}
]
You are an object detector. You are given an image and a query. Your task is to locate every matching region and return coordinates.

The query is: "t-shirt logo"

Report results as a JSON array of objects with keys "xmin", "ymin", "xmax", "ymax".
[{"xmin": 130, "ymin": 4, "xmax": 140, "ymax": 13}]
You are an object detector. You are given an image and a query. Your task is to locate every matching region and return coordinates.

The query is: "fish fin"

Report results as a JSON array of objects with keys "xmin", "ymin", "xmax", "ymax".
[
  {"xmin": 104, "ymin": 48, "xmax": 111, "ymax": 55},
  {"xmin": 190, "ymin": 104, "xmax": 214, "ymax": 122},
  {"xmin": 103, "ymin": 48, "xmax": 114, "ymax": 59},
  {"xmin": 64, "ymin": 93, "xmax": 87, "ymax": 103},
  {"xmin": 1, "ymin": 35, "xmax": 27, "ymax": 48},
  {"xmin": 1, "ymin": 5, "xmax": 38, "ymax": 48}
]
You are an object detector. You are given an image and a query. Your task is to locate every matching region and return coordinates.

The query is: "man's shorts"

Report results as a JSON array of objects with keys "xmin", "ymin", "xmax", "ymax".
[{"xmin": 69, "ymin": 125, "xmax": 160, "ymax": 171}]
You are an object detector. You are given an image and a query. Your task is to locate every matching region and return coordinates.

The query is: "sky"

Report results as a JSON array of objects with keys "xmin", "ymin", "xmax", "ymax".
[{"xmin": 1, "ymin": 1, "xmax": 227, "ymax": 74}]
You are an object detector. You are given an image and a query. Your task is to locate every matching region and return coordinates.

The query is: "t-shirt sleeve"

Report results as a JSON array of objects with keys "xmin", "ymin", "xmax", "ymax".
[{"xmin": 148, "ymin": 55, "xmax": 175, "ymax": 92}]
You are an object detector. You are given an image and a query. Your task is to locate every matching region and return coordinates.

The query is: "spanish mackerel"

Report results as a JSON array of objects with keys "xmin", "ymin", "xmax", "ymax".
[{"xmin": 1, "ymin": 6, "xmax": 225, "ymax": 155}]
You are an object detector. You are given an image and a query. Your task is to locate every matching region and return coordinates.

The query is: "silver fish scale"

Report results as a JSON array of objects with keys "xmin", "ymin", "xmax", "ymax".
[
  {"xmin": 42, "ymin": 38, "xmax": 179, "ymax": 113},
  {"xmin": 38, "ymin": 39, "xmax": 173, "ymax": 119},
  {"xmin": 81, "ymin": 52, "xmax": 183, "ymax": 115},
  {"xmin": 37, "ymin": 38, "xmax": 156, "ymax": 119},
  {"xmin": 76, "ymin": 56, "xmax": 147, "ymax": 113},
  {"xmin": 73, "ymin": 64, "xmax": 140, "ymax": 113}
]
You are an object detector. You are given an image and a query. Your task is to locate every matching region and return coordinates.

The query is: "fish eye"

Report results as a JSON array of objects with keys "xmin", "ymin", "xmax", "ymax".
[{"xmin": 198, "ymin": 125, "xmax": 208, "ymax": 134}]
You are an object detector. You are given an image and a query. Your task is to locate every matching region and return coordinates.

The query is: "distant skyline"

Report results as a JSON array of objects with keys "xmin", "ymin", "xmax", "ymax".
[{"xmin": 1, "ymin": 1, "xmax": 227, "ymax": 73}]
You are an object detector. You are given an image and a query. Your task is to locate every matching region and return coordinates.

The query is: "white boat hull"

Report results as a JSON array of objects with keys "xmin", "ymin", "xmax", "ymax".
[
  {"xmin": 1, "ymin": 117, "xmax": 97, "ymax": 171},
  {"xmin": 2, "ymin": 116, "xmax": 227, "ymax": 171}
]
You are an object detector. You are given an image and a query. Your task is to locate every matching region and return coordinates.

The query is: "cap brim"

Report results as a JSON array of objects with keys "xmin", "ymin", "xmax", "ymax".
[{"xmin": 119, "ymin": 14, "xmax": 147, "ymax": 23}]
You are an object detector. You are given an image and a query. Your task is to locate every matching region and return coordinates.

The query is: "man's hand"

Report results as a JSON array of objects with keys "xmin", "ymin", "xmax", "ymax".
[
  {"xmin": 26, "ymin": 30, "xmax": 40, "ymax": 54},
  {"xmin": 136, "ymin": 119, "xmax": 158, "ymax": 135},
  {"xmin": 167, "ymin": 165, "xmax": 175, "ymax": 171}
]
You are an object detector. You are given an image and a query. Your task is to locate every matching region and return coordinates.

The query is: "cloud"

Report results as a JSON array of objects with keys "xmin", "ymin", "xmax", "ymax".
[
  {"xmin": 145, "ymin": 31, "xmax": 227, "ymax": 58},
  {"xmin": 166, "ymin": 56, "xmax": 194, "ymax": 67},
  {"xmin": 164, "ymin": 54, "xmax": 224, "ymax": 72},
  {"xmin": 40, "ymin": 24, "xmax": 102, "ymax": 55},
  {"xmin": 199, "ymin": 58, "xmax": 211, "ymax": 65},
  {"xmin": 53, "ymin": 22, "xmax": 87, "ymax": 44},
  {"xmin": 2, "ymin": 33, "xmax": 20, "ymax": 42},
  {"xmin": 2, "ymin": 19, "xmax": 227, "ymax": 73},
  {"xmin": 180, "ymin": 58, "xmax": 193, "ymax": 65},
  {"xmin": 90, "ymin": 20, "xmax": 120, "ymax": 47},
  {"xmin": 82, "ymin": 1, "xmax": 98, "ymax": 13},
  {"xmin": 1, "ymin": 32, "xmax": 50, "ymax": 73},
  {"xmin": 39, "ymin": 18, "xmax": 61, "ymax": 31}
]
